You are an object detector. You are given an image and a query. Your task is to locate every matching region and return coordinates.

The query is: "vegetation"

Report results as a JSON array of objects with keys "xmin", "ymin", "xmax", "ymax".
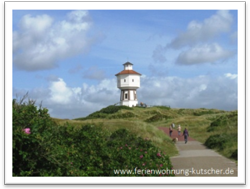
[
  {"xmin": 207, "ymin": 111, "xmax": 237, "ymax": 132},
  {"xmin": 204, "ymin": 111, "xmax": 238, "ymax": 160},
  {"xmin": 13, "ymin": 95, "xmax": 238, "ymax": 176},
  {"xmin": 145, "ymin": 112, "xmax": 172, "ymax": 123},
  {"xmin": 75, "ymin": 105, "xmax": 133, "ymax": 120},
  {"xmin": 13, "ymin": 96, "xmax": 56, "ymax": 176},
  {"xmin": 72, "ymin": 107, "xmax": 237, "ymax": 161},
  {"xmin": 13, "ymin": 98, "xmax": 174, "ymax": 176}
]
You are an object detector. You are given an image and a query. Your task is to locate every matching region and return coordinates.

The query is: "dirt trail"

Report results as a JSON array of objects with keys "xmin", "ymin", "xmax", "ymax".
[{"xmin": 158, "ymin": 127, "xmax": 238, "ymax": 177}]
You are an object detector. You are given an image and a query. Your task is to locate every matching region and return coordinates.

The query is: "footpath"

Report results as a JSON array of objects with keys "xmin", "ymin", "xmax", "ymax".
[{"xmin": 158, "ymin": 127, "xmax": 238, "ymax": 177}]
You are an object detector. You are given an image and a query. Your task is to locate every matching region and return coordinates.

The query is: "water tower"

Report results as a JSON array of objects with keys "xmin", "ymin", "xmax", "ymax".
[{"xmin": 115, "ymin": 62, "xmax": 141, "ymax": 107}]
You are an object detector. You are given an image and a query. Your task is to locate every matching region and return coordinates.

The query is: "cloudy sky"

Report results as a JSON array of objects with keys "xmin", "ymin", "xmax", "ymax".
[{"xmin": 12, "ymin": 9, "xmax": 238, "ymax": 119}]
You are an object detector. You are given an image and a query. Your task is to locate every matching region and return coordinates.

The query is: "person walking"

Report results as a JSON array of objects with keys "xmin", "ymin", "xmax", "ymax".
[
  {"xmin": 178, "ymin": 125, "xmax": 181, "ymax": 136},
  {"xmin": 169, "ymin": 125, "xmax": 173, "ymax": 137},
  {"xmin": 183, "ymin": 128, "xmax": 189, "ymax": 144}
]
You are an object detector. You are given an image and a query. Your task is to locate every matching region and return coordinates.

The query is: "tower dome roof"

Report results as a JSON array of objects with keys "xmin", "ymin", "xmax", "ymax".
[{"xmin": 115, "ymin": 70, "xmax": 141, "ymax": 76}]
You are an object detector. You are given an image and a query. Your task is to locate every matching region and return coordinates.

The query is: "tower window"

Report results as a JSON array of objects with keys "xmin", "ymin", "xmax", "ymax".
[
  {"xmin": 124, "ymin": 79, "xmax": 126, "ymax": 82},
  {"xmin": 125, "ymin": 94, "xmax": 128, "ymax": 99},
  {"xmin": 132, "ymin": 79, "xmax": 134, "ymax": 82}
]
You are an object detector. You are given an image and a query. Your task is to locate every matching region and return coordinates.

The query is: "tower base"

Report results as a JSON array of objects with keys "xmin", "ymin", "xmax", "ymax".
[{"xmin": 120, "ymin": 100, "xmax": 138, "ymax": 107}]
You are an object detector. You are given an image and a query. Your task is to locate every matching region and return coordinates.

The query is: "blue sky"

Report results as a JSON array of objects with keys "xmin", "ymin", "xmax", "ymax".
[{"xmin": 13, "ymin": 9, "xmax": 238, "ymax": 119}]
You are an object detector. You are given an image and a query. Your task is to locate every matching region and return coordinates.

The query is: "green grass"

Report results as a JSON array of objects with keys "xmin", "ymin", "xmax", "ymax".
[{"xmin": 53, "ymin": 106, "xmax": 237, "ymax": 161}]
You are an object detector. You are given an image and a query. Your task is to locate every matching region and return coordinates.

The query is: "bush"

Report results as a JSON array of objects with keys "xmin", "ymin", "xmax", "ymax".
[
  {"xmin": 204, "ymin": 134, "xmax": 226, "ymax": 150},
  {"xmin": 106, "ymin": 129, "xmax": 174, "ymax": 176},
  {"xmin": 204, "ymin": 133, "xmax": 237, "ymax": 151},
  {"xmin": 207, "ymin": 112, "xmax": 237, "ymax": 132},
  {"xmin": 13, "ymin": 97, "xmax": 57, "ymax": 176},
  {"xmin": 207, "ymin": 119, "xmax": 227, "ymax": 132}
]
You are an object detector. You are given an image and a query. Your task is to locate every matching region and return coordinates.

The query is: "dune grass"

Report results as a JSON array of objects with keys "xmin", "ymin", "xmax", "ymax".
[{"xmin": 53, "ymin": 106, "xmax": 237, "ymax": 161}]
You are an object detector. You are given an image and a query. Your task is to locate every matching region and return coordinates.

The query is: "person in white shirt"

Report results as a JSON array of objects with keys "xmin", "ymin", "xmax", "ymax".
[{"xmin": 178, "ymin": 125, "xmax": 181, "ymax": 136}]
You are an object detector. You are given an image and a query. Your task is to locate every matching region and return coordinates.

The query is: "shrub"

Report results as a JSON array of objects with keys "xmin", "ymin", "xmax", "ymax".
[
  {"xmin": 43, "ymin": 126, "xmax": 175, "ymax": 176},
  {"xmin": 207, "ymin": 115, "xmax": 227, "ymax": 132},
  {"xmin": 204, "ymin": 133, "xmax": 237, "ymax": 151},
  {"xmin": 204, "ymin": 134, "xmax": 226, "ymax": 150},
  {"xmin": 44, "ymin": 124, "xmax": 109, "ymax": 176},
  {"xmin": 207, "ymin": 112, "xmax": 237, "ymax": 132},
  {"xmin": 13, "ymin": 97, "xmax": 57, "ymax": 176},
  {"xmin": 106, "ymin": 129, "xmax": 174, "ymax": 176}
]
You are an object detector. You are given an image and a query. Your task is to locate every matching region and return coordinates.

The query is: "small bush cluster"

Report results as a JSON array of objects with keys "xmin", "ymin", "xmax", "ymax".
[
  {"xmin": 207, "ymin": 112, "xmax": 237, "ymax": 132},
  {"xmin": 204, "ymin": 133, "xmax": 237, "ymax": 160}
]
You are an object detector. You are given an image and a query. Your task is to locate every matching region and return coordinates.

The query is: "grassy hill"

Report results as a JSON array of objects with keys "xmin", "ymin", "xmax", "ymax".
[{"xmin": 53, "ymin": 105, "xmax": 238, "ymax": 161}]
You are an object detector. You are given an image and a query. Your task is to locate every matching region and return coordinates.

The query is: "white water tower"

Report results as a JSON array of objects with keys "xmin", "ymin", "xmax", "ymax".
[{"xmin": 115, "ymin": 62, "xmax": 141, "ymax": 107}]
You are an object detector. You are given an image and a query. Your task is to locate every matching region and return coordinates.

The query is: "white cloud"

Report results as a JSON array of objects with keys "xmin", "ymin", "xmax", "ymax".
[
  {"xmin": 13, "ymin": 14, "xmax": 53, "ymax": 53},
  {"xmin": 49, "ymin": 78, "xmax": 73, "ymax": 104},
  {"xmin": 169, "ymin": 10, "xmax": 233, "ymax": 49},
  {"xmin": 224, "ymin": 73, "xmax": 237, "ymax": 79},
  {"xmin": 13, "ymin": 11, "xmax": 97, "ymax": 71},
  {"xmin": 176, "ymin": 43, "xmax": 234, "ymax": 65}
]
